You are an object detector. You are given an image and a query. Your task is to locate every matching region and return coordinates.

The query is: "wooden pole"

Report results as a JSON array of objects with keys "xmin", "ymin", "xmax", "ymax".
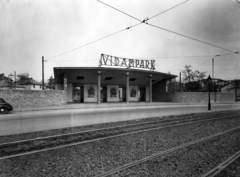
[
  {"xmin": 179, "ymin": 72, "xmax": 181, "ymax": 92},
  {"xmin": 42, "ymin": 56, "xmax": 44, "ymax": 90},
  {"xmin": 212, "ymin": 58, "xmax": 214, "ymax": 78},
  {"xmin": 14, "ymin": 71, "xmax": 16, "ymax": 89}
]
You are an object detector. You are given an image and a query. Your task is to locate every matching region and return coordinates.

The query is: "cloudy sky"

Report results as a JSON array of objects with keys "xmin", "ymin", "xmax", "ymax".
[{"xmin": 0, "ymin": 0, "xmax": 239, "ymax": 81}]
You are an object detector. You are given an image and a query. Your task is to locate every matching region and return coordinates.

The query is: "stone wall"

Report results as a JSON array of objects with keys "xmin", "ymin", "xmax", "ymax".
[
  {"xmin": 0, "ymin": 89, "xmax": 67, "ymax": 108},
  {"xmin": 153, "ymin": 92, "xmax": 235, "ymax": 103},
  {"xmin": 167, "ymin": 92, "xmax": 235, "ymax": 103},
  {"xmin": 152, "ymin": 81, "xmax": 236, "ymax": 103}
]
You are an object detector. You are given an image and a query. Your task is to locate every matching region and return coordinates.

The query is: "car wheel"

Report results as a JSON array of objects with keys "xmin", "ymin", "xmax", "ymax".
[{"xmin": 0, "ymin": 108, "xmax": 8, "ymax": 114}]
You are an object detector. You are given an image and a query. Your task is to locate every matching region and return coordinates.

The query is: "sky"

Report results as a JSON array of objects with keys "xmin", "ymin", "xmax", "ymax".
[{"xmin": 0, "ymin": 0, "xmax": 240, "ymax": 82}]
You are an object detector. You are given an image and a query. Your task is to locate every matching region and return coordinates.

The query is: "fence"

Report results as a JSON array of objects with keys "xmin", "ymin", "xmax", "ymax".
[{"xmin": 168, "ymin": 78, "xmax": 234, "ymax": 93}]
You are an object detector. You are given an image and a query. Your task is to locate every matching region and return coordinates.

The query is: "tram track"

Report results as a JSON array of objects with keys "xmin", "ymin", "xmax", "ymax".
[
  {"xmin": 202, "ymin": 151, "xmax": 240, "ymax": 177},
  {"xmin": 95, "ymin": 126, "xmax": 240, "ymax": 177},
  {"xmin": 0, "ymin": 112, "xmax": 239, "ymax": 160},
  {"xmin": 1, "ymin": 111, "xmax": 240, "ymax": 177}
]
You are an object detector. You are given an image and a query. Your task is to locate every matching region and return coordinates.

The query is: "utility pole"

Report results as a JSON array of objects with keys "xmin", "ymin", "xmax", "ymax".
[
  {"xmin": 212, "ymin": 58, "xmax": 214, "ymax": 78},
  {"xmin": 179, "ymin": 72, "xmax": 181, "ymax": 92},
  {"xmin": 212, "ymin": 55, "xmax": 220, "ymax": 79},
  {"xmin": 14, "ymin": 71, "xmax": 16, "ymax": 89},
  {"xmin": 42, "ymin": 56, "xmax": 44, "ymax": 90}
]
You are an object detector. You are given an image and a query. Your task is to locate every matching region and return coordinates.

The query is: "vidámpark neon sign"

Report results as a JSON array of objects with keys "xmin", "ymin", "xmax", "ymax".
[{"xmin": 99, "ymin": 53, "xmax": 155, "ymax": 71}]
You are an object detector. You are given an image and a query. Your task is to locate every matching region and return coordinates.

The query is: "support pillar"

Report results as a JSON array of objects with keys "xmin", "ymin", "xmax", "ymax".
[
  {"xmin": 149, "ymin": 74, "xmax": 152, "ymax": 103},
  {"xmin": 126, "ymin": 72, "xmax": 129, "ymax": 104},
  {"xmin": 63, "ymin": 73, "xmax": 67, "ymax": 93},
  {"xmin": 97, "ymin": 71, "xmax": 101, "ymax": 104}
]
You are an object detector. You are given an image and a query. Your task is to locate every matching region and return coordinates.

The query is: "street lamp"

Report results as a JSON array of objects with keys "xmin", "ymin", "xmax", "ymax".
[
  {"xmin": 212, "ymin": 55, "xmax": 220, "ymax": 79},
  {"xmin": 207, "ymin": 75, "xmax": 212, "ymax": 110}
]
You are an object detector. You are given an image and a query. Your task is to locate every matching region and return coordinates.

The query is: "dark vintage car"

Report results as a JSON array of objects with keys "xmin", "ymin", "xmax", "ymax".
[{"xmin": 0, "ymin": 98, "xmax": 13, "ymax": 114}]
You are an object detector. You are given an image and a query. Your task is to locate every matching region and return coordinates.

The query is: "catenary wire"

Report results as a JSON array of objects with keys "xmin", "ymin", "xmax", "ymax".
[
  {"xmin": 140, "ymin": 53, "xmax": 232, "ymax": 59},
  {"xmin": 96, "ymin": 0, "xmax": 142, "ymax": 22},
  {"xmin": 47, "ymin": 59, "xmax": 97, "ymax": 62},
  {"xmin": 46, "ymin": 1, "xmax": 189, "ymax": 61},
  {"xmin": 146, "ymin": 23, "xmax": 237, "ymax": 54},
  {"xmin": 215, "ymin": 66, "xmax": 240, "ymax": 72},
  {"xmin": 192, "ymin": 53, "xmax": 234, "ymax": 69},
  {"xmin": 48, "ymin": 53, "xmax": 234, "ymax": 63},
  {"xmin": 46, "ymin": 23, "xmax": 141, "ymax": 61},
  {"xmin": 97, "ymin": 0, "xmax": 189, "ymax": 23},
  {"xmin": 148, "ymin": 0, "xmax": 189, "ymax": 20},
  {"xmin": 192, "ymin": 58, "xmax": 212, "ymax": 69},
  {"xmin": 97, "ymin": 0, "xmax": 238, "ymax": 54}
]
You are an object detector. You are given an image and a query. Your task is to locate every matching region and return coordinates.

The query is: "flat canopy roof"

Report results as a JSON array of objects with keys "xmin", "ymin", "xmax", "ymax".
[{"xmin": 54, "ymin": 67, "xmax": 177, "ymax": 86}]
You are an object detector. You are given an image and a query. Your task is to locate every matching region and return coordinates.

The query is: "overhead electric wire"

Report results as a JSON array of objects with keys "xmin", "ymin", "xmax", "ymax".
[
  {"xmin": 140, "ymin": 53, "xmax": 231, "ymax": 59},
  {"xmin": 46, "ymin": 23, "xmax": 141, "ymax": 61},
  {"xmin": 192, "ymin": 58, "xmax": 212, "ymax": 69},
  {"xmin": 192, "ymin": 53, "xmax": 234, "ymax": 69},
  {"xmin": 146, "ymin": 23, "xmax": 237, "ymax": 54},
  {"xmin": 47, "ymin": 53, "xmax": 234, "ymax": 63},
  {"xmin": 97, "ymin": 0, "xmax": 237, "ymax": 54},
  {"xmin": 46, "ymin": 1, "xmax": 189, "ymax": 61},
  {"xmin": 148, "ymin": 0, "xmax": 189, "ymax": 20},
  {"xmin": 215, "ymin": 67, "xmax": 240, "ymax": 72},
  {"xmin": 97, "ymin": 0, "xmax": 189, "ymax": 23},
  {"xmin": 47, "ymin": 59, "xmax": 97, "ymax": 62},
  {"xmin": 96, "ymin": 0, "xmax": 142, "ymax": 22}
]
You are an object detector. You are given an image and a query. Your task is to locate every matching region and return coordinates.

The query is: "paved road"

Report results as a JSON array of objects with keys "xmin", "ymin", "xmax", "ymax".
[{"xmin": 1, "ymin": 102, "xmax": 239, "ymax": 136}]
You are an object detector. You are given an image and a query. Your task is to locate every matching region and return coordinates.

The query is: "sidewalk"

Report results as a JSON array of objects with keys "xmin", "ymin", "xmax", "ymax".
[{"xmin": 13, "ymin": 102, "xmax": 239, "ymax": 113}]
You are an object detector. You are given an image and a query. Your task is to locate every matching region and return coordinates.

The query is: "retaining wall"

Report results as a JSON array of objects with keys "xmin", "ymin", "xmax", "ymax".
[
  {"xmin": 152, "ymin": 80, "xmax": 235, "ymax": 103},
  {"xmin": 153, "ymin": 91, "xmax": 235, "ymax": 103},
  {"xmin": 0, "ymin": 89, "xmax": 67, "ymax": 108},
  {"xmin": 168, "ymin": 92, "xmax": 235, "ymax": 103}
]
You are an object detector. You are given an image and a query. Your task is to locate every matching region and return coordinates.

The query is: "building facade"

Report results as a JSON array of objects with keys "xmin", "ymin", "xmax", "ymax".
[{"xmin": 54, "ymin": 67, "xmax": 177, "ymax": 104}]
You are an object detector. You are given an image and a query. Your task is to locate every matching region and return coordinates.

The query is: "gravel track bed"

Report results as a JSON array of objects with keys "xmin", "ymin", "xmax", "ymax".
[
  {"xmin": 0, "ymin": 110, "xmax": 238, "ymax": 144},
  {"xmin": 0, "ymin": 115, "xmax": 240, "ymax": 177},
  {"xmin": 215, "ymin": 156, "xmax": 240, "ymax": 177},
  {"xmin": 108, "ymin": 129, "xmax": 240, "ymax": 177},
  {"xmin": 1, "ymin": 112, "xmax": 234, "ymax": 157}
]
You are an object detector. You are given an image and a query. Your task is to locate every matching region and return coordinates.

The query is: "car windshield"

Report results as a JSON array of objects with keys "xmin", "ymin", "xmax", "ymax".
[{"xmin": 0, "ymin": 98, "xmax": 6, "ymax": 103}]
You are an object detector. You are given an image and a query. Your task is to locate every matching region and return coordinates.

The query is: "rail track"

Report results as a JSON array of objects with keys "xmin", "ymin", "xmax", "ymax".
[
  {"xmin": 94, "ymin": 126, "xmax": 240, "ymax": 177},
  {"xmin": 202, "ymin": 151, "xmax": 240, "ymax": 177},
  {"xmin": 1, "ymin": 110, "xmax": 240, "ymax": 177},
  {"xmin": 0, "ymin": 111, "xmax": 239, "ymax": 160}
]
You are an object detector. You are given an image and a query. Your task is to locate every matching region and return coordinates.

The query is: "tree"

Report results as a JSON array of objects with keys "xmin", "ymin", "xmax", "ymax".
[
  {"xmin": 17, "ymin": 73, "xmax": 30, "ymax": 84},
  {"xmin": 194, "ymin": 70, "xmax": 207, "ymax": 80},
  {"xmin": 47, "ymin": 76, "xmax": 55, "ymax": 89},
  {"xmin": 181, "ymin": 65, "xmax": 207, "ymax": 82}
]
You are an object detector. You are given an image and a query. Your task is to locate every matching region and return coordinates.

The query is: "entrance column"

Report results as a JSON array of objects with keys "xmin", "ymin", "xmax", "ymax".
[
  {"xmin": 149, "ymin": 74, "xmax": 152, "ymax": 103},
  {"xmin": 97, "ymin": 71, "xmax": 101, "ymax": 104},
  {"xmin": 63, "ymin": 73, "xmax": 67, "ymax": 92},
  {"xmin": 126, "ymin": 72, "xmax": 129, "ymax": 104}
]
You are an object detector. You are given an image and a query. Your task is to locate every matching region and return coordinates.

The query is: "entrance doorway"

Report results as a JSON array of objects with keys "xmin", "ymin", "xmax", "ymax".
[
  {"xmin": 139, "ymin": 87, "xmax": 146, "ymax": 102},
  {"xmin": 121, "ymin": 87, "xmax": 126, "ymax": 102},
  {"xmin": 101, "ymin": 87, "xmax": 107, "ymax": 102},
  {"xmin": 72, "ymin": 86, "xmax": 84, "ymax": 103}
]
